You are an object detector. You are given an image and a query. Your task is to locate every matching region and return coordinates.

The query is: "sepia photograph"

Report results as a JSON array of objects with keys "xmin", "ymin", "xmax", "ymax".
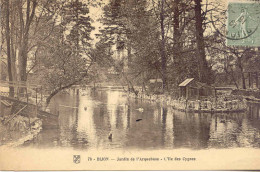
[{"xmin": 0, "ymin": 0, "xmax": 260, "ymax": 170}]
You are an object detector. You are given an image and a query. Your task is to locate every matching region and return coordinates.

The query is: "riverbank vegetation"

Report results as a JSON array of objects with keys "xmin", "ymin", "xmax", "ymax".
[{"xmin": 0, "ymin": 115, "xmax": 42, "ymax": 147}]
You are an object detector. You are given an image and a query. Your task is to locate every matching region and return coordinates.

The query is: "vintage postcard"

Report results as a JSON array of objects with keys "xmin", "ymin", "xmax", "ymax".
[{"xmin": 0, "ymin": 0, "xmax": 260, "ymax": 170}]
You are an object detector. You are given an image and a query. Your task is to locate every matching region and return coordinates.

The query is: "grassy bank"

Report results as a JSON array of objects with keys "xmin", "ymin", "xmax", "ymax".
[{"xmin": 0, "ymin": 115, "xmax": 42, "ymax": 147}]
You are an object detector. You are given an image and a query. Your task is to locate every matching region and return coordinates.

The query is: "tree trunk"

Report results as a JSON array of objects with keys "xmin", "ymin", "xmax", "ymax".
[
  {"xmin": 256, "ymin": 72, "xmax": 259, "ymax": 89},
  {"xmin": 10, "ymin": 1, "xmax": 18, "ymax": 94},
  {"xmin": 237, "ymin": 56, "xmax": 246, "ymax": 89},
  {"xmin": 173, "ymin": 0, "xmax": 180, "ymax": 51},
  {"xmin": 45, "ymin": 66, "xmax": 93, "ymax": 106},
  {"xmin": 46, "ymin": 80, "xmax": 80, "ymax": 106},
  {"xmin": 18, "ymin": 0, "xmax": 37, "ymax": 82},
  {"xmin": 127, "ymin": 40, "xmax": 132, "ymax": 66},
  {"xmin": 46, "ymin": 89, "xmax": 60, "ymax": 106},
  {"xmin": 241, "ymin": 72, "xmax": 246, "ymax": 89},
  {"xmin": 160, "ymin": 0, "xmax": 167, "ymax": 92},
  {"xmin": 248, "ymin": 72, "xmax": 252, "ymax": 88},
  {"xmin": 172, "ymin": 0, "xmax": 182, "ymax": 84},
  {"xmin": 19, "ymin": 39, "xmax": 29, "ymax": 82},
  {"xmin": 194, "ymin": 0, "xmax": 211, "ymax": 84},
  {"xmin": 229, "ymin": 66, "xmax": 239, "ymax": 89},
  {"xmin": 5, "ymin": 0, "xmax": 14, "ymax": 97}
]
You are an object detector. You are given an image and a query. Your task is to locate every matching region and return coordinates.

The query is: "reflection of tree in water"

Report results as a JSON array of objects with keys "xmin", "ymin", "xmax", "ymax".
[
  {"xmin": 208, "ymin": 107, "xmax": 260, "ymax": 148},
  {"xmin": 162, "ymin": 107, "xmax": 174, "ymax": 148},
  {"xmin": 127, "ymin": 104, "xmax": 131, "ymax": 129},
  {"xmin": 246, "ymin": 104, "xmax": 260, "ymax": 147},
  {"xmin": 161, "ymin": 107, "xmax": 167, "ymax": 146},
  {"xmin": 36, "ymin": 93, "xmax": 80, "ymax": 148},
  {"xmin": 122, "ymin": 102, "xmax": 169, "ymax": 149},
  {"xmin": 173, "ymin": 112, "xmax": 211, "ymax": 149},
  {"xmin": 88, "ymin": 90, "xmax": 129, "ymax": 149},
  {"xmin": 30, "ymin": 90, "xmax": 260, "ymax": 149},
  {"xmin": 209, "ymin": 114, "xmax": 241, "ymax": 148},
  {"xmin": 248, "ymin": 104, "xmax": 260, "ymax": 127}
]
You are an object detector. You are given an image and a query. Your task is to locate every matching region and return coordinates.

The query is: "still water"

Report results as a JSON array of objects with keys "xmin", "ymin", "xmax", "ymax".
[{"xmin": 26, "ymin": 88, "xmax": 260, "ymax": 150}]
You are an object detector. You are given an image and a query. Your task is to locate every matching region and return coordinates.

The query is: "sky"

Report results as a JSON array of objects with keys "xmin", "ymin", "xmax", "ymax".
[{"xmin": 89, "ymin": 1, "xmax": 108, "ymax": 46}]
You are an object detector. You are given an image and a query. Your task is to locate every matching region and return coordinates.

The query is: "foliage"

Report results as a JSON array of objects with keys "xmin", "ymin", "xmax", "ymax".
[
  {"xmin": 1, "ymin": 0, "xmax": 259, "ymax": 104},
  {"xmin": 1, "ymin": 0, "xmax": 94, "ymax": 104}
]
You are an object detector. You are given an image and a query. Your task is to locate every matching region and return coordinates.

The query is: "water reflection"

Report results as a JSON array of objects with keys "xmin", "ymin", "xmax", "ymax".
[{"xmin": 26, "ymin": 89, "xmax": 260, "ymax": 150}]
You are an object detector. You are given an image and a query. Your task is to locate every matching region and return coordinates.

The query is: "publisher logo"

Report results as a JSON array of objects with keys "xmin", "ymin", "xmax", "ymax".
[{"xmin": 73, "ymin": 155, "xmax": 81, "ymax": 164}]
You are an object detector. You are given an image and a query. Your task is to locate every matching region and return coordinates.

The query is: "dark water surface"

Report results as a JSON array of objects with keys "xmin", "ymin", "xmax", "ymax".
[{"xmin": 26, "ymin": 89, "xmax": 260, "ymax": 150}]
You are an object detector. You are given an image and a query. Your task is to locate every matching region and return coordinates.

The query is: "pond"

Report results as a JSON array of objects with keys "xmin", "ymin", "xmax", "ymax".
[{"xmin": 25, "ymin": 88, "xmax": 260, "ymax": 150}]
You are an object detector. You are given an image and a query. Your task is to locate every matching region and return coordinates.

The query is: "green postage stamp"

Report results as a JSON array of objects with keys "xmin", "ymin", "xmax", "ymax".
[{"xmin": 227, "ymin": 2, "xmax": 260, "ymax": 46}]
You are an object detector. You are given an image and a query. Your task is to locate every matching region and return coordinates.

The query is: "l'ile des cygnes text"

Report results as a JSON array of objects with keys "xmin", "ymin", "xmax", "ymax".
[{"xmin": 87, "ymin": 156, "xmax": 196, "ymax": 162}]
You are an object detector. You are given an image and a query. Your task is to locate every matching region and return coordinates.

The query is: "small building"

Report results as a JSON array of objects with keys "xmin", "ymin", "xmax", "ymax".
[
  {"xmin": 148, "ymin": 79, "xmax": 163, "ymax": 94},
  {"xmin": 179, "ymin": 78, "xmax": 215, "ymax": 100},
  {"xmin": 243, "ymin": 70, "xmax": 260, "ymax": 89}
]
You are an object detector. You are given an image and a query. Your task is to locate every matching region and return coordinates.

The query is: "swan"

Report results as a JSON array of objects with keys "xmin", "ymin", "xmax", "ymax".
[{"xmin": 136, "ymin": 108, "xmax": 144, "ymax": 112}]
